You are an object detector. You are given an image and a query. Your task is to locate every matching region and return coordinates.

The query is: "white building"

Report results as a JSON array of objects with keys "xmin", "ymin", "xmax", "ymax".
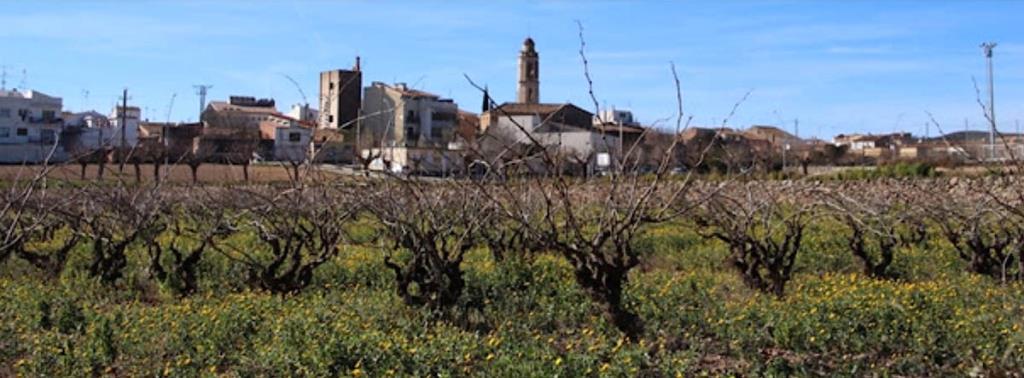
[
  {"xmin": 64, "ymin": 111, "xmax": 110, "ymax": 129},
  {"xmin": 62, "ymin": 107, "xmax": 141, "ymax": 153},
  {"xmin": 287, "ymin": 103, "xmax": 319, "ymax": 123},
  {"xmin": 833, "ymin": 134, "xmax": 879, "ymax": 151},
  {"xmin": 106, "ymin": 105, "xmax": 142, "ymax": 148},
  {"xmin": 595, "ymin": 109, "xmax": 638, "ymax": 126},
  {"xmin": 361, "ymin": 82, "xmax": 458, "ymax": 148},
  {"xmin": 359, "ymin": 82, "xmax": 459, "ymax": 173},
  {"xmin": 0, "ymin": 89, "xmax": 66, "ymax": 163},
  {"xmin": 273, "ymin": 125, "xmax": 313, "ymax": 162}
]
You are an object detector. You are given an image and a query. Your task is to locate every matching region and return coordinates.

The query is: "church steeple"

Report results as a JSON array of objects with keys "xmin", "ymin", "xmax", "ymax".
[
  {"xmin": 482, "ymin": 85, "xmax": 491, "ymax": 112},
  {"xmin": 517, "ymin": 37, "xmax": 539, "ymax": 104}
]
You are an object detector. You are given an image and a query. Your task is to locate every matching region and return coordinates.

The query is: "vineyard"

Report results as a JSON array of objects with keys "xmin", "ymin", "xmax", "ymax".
[{"xmin": 2, "ymin": 171, "xmax": 1023, "ymax": 377}]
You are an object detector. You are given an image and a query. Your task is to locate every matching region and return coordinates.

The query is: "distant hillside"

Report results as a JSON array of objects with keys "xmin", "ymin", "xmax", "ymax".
[{"xmin": 927, "ymin": 131, "xmax": 1021, "ymax": 143}]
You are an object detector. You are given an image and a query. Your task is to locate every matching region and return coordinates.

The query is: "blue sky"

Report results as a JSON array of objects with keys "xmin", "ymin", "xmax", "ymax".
[{"xmin": 3, "ymin": 1, "xmax": 1022, "ymax": 138}]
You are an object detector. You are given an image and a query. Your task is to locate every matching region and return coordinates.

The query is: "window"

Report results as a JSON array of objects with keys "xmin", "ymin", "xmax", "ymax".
[
  {"xmin": 0, "ymin": 128, "xmax": 9, "ymax": 138},
  {"xmin": 0, "ymin": 108, "xmax": 9, "ymax": 118},
  {"xmin": 40, "ymin": 129, "xmax": 55, "ymax": 144},
  {"xmin": 288, "ymin": 132, "xmax": 301, "ymax": 142},
  {"xmin": 431, "ymin": 112, "xmax": 456, "ymax": 122},
  {"xmin": 329, "ymin": 82, "xmax": 335, "ymax": 90},
  {"xmin": 406, "ymin": 110, "xmax": 418, "ymax": 123},
  {"xmin": 405, "ymin": 126, "xmax": 419, "ymax": 144},
  {"xmin": 431, "ymin": 126, "xmax": 444, "ymax": 139},
  {"xmin": 16, "ymin": 128, "xmax": 28, "ymax": 136},
  {"xmin": 327, "ymin": 115, "xmax": 334, "ymax": 123},
  {"xmin": 41, "ymin": 110, "xmax": 55, "ymax": 121}
]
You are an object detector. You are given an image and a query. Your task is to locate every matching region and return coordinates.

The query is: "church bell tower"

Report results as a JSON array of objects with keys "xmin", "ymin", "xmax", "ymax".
[{"xmin": 517, "ymin": 37, "xmax": 539, "ymax": 104}]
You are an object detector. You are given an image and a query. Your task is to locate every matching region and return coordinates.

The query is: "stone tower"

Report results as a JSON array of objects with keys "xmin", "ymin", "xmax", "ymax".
[
  {"xmin": 517, "ymin": 37, "xmax": 539, "ymax": 104},
  {"xmin": 319, "ymin": 56, "xmax": 362, "ymax": 129}
]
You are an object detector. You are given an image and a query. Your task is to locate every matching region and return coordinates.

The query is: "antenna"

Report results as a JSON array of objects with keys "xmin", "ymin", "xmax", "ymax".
[
  {"xmin": 166, "ymin": 93, "xmax": 176, "ymax": 123},
  {"xmin": 193, "ymin": 84, "xmax": 213, "ymax": 122},
  {"xmin": 1, "ymin": 66, "xmax": 6, "ymax": 91},
  {"xmin": 281, "ymin": 74, "xmax": 308, "ymax": 105},
  {"xmin": 81, "ymin": 90, "xmax": 90, "ymax": 111},
  {"xmin": 18, "ymin": 69, "xmax": 27, "ymax": 91},
  {"xmin": 980, "ymin": 42, "xmax": 997, "ymax": 160},
  {"xmin": 772, "ymin": 110, "xmax": 785, "ymax": 128}
]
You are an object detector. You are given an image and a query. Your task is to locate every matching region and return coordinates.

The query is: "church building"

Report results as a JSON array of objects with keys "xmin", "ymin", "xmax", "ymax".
[{"xmin": 480, "ymin": 37, "xmax": 625, "ymax": 169}]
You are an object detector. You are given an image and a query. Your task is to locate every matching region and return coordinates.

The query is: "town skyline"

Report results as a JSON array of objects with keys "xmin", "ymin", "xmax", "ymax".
[{"xmin": 3, "ymin": 1, "xmax": 1023, "ymax": 139}]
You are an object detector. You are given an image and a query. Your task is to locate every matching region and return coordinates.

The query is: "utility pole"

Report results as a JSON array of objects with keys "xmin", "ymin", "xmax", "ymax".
[
  {"xmin": 119, "ymin": 88, "xmax": 128, "ymax": 172},
  {"xmin": 193, "ymin": 84, "xmax": 213, "ymax": 123},
  {"xmin": 981, "ymin": 42, "xmax": 997, "ymax": 160}
]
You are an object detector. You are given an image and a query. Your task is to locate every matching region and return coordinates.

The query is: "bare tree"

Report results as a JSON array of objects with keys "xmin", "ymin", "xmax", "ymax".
[
  {"xmin": 480, "ymin": 215, "xmax": 537, "ymax": 263},
  {"xmin": 367, "ymin": 176, "xmax": 490, "ymax": 311},
  {"xmin": 697, "ymin": 184, "xmax": 815, "ymax": 298},
  {"xmin": 145, "ymin": 189, "xmax": 237, "ymax": 296},
  {"xmin": 0, "ymin": 165, "xmax": 80, "ymax": 275},
  {"xmin": 463, "ymin": 61, "xmax": 706, "ymax": 341},
  {"xmin": 219, "ymin": 185, "xmax": 357, "ymax": 293},
  {"xmin": 73, "ymin": 184, "xmax": 167, "ymax": 285},
  {"xmin": 925, "ymin": 182, "xmax": 1022, "ymax": 282},
  {"xmin": 821, "ymin": 182, "xmax": 927, "ymax": 279},
  {"xmin": 10, "ymin": 199, "xmax": 83, "ymax": 277}
]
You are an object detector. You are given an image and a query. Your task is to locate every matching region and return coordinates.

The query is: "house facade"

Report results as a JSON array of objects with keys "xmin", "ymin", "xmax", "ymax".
[
  {"xmin": 0, "ymin": 89, "xmax": 66, "ymax": 163},
  {"xmin": 273, "ymin": 125, "xmax": 313, "ymax": 162},
  {"xmin": 359, "ymin": 82, "xmax": 460, "ymax": 174}
]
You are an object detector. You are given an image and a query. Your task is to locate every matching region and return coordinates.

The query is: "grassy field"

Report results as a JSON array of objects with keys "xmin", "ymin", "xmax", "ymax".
[{"xmin": 1, "ymin": 217, "xmax": 1022, "ymax": 377}]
